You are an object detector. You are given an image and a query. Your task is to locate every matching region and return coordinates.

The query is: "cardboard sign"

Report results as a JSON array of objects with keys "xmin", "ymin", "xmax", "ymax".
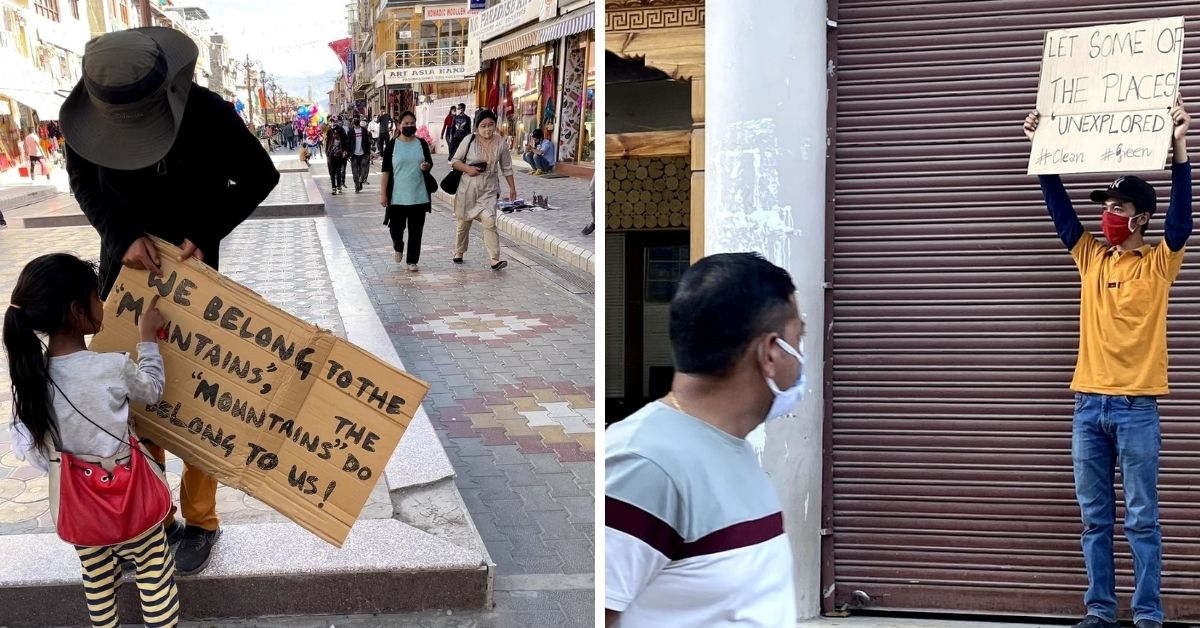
[
  {"xmin": 1028, "ymin": 17, "xmax": 1185, "ymax": 175},
  {"xmin": 89, "ymin": 238, "xmax": 429, "ymax": 547}
]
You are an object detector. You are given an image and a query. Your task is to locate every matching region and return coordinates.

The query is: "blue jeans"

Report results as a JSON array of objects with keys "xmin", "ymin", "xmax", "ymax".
[
  {"xmin": 523, "ymin": 152, "xmax": 551, "ymax": 171},
  {"xmin": 1073, "ymin": 393, "xmax": 1162, "ymax": 623}
]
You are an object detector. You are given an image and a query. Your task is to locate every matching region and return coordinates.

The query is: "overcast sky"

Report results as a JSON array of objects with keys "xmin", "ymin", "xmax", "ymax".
[{"xmin": 187, "ymin": 0, "xmax": 351, "ymax": 108}]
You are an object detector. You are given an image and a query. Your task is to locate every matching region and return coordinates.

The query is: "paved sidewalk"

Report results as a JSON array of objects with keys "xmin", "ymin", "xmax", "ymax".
[{"xmin": 314, "ymin": 159, "xmax": 596, "ymax": 626}]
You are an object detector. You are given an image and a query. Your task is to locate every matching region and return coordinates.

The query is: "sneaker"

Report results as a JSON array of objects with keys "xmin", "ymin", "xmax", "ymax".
[
  {"xmin": 407, "ymin": 264, "xmax": 419, "ymax": 273},
  {"xmin": 175, "ymin": 526, "xmax": 221, "ymax": 575},
  {"xmin": 1135, "ymin": 620, "xmax": 1163, "ymax": 628},
  {"xmin": 1072, "ymin": 616, "xmax": 1119, "ymax": 628},
  {"xmin": 164, "ymin": 519, "xmax": 185, "ymax": 546},
  {"xmin": 582, "ymin": 222, "xmax": 595, "ymax": 236},
  {"xmin": 394, "ymin": 251, "xmax": 403, "ymax": 262}
]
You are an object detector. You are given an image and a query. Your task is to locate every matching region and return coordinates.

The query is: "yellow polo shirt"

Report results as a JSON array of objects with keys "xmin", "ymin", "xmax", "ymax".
[{"xmin": 1070, "ymin": 232, "xmax": 1185, "ymax": 395}]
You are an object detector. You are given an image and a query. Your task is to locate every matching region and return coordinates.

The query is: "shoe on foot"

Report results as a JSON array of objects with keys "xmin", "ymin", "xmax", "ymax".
[
  {"xmin": 164, "ymin": 519, "xmax": 185, "ymax": 546},
  {"xmin": 491, "ymin": 260, "xmax": 508, "ymax": 271},
  {"xmin": 394, "ymin": 251, "xmax": 403, "ymax": 262},
  {"xmin": 582, "ymin": 222, "xmax": 595, "ymax": 236},
  {"xmin": 531, "ymin": 169, "xmax": 542, "ymax": 175},
  {"xmin": 1072, "ymin": 616, "xmax": 1120, "ymax": 628},
  {"xmin": 1135, "ymin": 620, "xmax": 1163, "ymax": 628},
  {"xmin": 407, "ymin": 264, "xmax": 419, "ymax": 273},
  {"xmin": 452, "ymin": 257, "xmax": 463, "ymax": 264},
  {"xmin": 175, "ymin": 526, "xmax": 221, "ymax": 575}
]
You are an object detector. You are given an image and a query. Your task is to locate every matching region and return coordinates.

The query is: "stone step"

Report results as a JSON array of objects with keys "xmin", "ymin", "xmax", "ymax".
[
  {"xmin": 0, "ymin": 185, "xmax": 57, "ymax": 213},
  {"xmin": 0, "ymin": 519, "xmax": 489, "ymax": 627}
]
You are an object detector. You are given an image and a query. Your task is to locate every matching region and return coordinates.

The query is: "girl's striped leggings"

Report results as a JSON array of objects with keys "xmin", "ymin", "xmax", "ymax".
[{"xmin": 74, "ymin": 525, "xmax": 181, "ymax": 628}]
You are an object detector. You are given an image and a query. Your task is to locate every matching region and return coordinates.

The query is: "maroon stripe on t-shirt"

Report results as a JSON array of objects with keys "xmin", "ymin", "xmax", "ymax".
[
  {"xmin": 676, "ymin": 512, "xmax": 785, "ymax": 560},
  {"xmin": 606, "ymin": 496, "xmax": 682, "ymax": 559}
]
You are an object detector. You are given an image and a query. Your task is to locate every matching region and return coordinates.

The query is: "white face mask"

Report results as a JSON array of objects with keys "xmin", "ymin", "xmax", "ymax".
[
  {"xmin": 764, "ymin": 337, "xmax": 805, "ymax": 423},
  {"xmin": 478, "ymin": 126, "xmax": 495, "ymax": 139}
]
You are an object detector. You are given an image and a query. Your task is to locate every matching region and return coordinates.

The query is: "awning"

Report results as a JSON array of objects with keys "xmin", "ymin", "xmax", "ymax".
[
  {"xmin": 0, "ymin": 88, "xmax": 68, "ymax": 120},
  {"xmin": 482, "ymin": 7, "xmax": 595, "ymax": 61}
]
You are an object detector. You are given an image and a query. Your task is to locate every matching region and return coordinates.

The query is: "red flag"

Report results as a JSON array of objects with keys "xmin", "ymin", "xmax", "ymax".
[{"xmin": 258, "ymin": 87, "xmax": 268, "ymax": 110}]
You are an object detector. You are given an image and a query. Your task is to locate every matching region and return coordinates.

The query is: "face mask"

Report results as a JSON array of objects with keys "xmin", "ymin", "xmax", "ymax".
[
  {"xmin": 401, "ymin": 125, "xmax": 416, "ymax": 137},
  {"xmin": 478, "ymin": 126, "xmax": 495, "ymax": 139},
  {"xmin": 1101, "ymin": 211, "xmax": 1140, "ymax": 246},
  {"xmin": 764, "ymin": 338, "xmax": 805, "ymax": 423}
]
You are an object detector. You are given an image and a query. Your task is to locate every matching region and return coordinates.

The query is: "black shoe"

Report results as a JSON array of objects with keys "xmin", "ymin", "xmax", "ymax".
[
  {"xmin": 452, "ymin": 257, "xmax": 463, "ymax": 264},
  {"xmin": 491, "ymin": 260, "xmax": 508, "ymax": 271},
  {"xmin": 581, "ymin": 222, "xmax": 595, "ymax": 235},
  {"xmin": 1135, "ymin": 620, "xmax": 1163, "ymax": 628},
  {"xmin": 164, "ymin": 519, "xmax": 185, "ymax": 546},
  {"xmin": 1072, "ymin": 616, "xmax": 1120, "ymax": 628},
  {"xmin": 175, "ymin": 526, "xmax": 221, "ymax": 575}
]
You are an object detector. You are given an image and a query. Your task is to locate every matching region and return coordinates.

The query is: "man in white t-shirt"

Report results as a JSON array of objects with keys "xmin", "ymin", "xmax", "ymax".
[
  {"xmin": 24, "ymin": 129, "xmax": 45, "ymax": 180},
  {"xmin": 605, "ymin": 252, "xmax": 804, "ymax": 627}
]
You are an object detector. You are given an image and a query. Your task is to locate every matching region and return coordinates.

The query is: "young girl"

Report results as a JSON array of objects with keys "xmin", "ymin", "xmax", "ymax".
[{"xmin": 4, "ymin": 253, "xmax": 181, "ymax": 628}]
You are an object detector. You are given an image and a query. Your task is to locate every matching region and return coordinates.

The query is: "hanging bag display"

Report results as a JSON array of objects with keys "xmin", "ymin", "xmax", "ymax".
[{"xmin": 45, "ymin": 379, "xmax": 171, "ymax": 547}]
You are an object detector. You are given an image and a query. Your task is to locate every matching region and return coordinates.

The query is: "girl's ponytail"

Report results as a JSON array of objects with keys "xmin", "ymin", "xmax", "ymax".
[{"xmin": 3, "ymin": 305, "xmax": 54, "ymax": 452}]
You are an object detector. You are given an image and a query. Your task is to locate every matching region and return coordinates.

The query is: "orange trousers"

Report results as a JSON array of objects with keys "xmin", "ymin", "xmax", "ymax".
[{"xmin": 145, "ymin": 443, "xmax": 220, "ymax": 531}]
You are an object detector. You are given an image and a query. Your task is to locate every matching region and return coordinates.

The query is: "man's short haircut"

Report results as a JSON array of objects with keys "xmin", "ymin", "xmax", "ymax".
[
  {"xmin": 457, "ymin": 103, "xmax": 466, "ymax": 110},
  {"xmin": 669, "ymin": 252, "xmax": 797, "ymax": 376}
]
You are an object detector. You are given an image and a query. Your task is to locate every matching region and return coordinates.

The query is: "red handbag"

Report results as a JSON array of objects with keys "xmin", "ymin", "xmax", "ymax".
[
  {"xmin": 50, "ymin": 436, "xmax": 171, "ymax": 547},
  {"xmin": 46, "ymin": 381, "xmax": 171, "ymax": 548}
]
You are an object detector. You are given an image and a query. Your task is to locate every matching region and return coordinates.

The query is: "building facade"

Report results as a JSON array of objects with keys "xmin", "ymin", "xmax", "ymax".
[{"xmin": 468, "ymin": 0, "xmax": 595, "ymax": 174}]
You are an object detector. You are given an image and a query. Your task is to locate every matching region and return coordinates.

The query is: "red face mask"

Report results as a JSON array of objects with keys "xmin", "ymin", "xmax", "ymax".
[{"xmin": 1101, "ymin": 211, "xmax": 1138, "ymax": 245}]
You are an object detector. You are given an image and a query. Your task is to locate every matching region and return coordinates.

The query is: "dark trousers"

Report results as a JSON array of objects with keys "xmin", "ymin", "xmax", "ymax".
[
  {"xmin": 328, "ymin": 156, "xmax": 346, "ymax": 189},
  {"xmin": 351, "ymin": 154, "xmax": 369, "ymax": 187},
  {"xmin": 448, "ymin": 135, "xmax": 467, "ymax": 161},
  {"xmin": 28, "ymin": 156, "xmax": 42, "ymax": 179},
  {"xmin": 387, "ymin": 204, "xmax": 428, "ymax": 264}
]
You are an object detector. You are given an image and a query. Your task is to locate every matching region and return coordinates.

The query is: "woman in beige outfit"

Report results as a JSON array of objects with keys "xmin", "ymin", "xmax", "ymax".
[{"xmin": 450, "ymin": 109, "xmax": 518, "ymax": 270}]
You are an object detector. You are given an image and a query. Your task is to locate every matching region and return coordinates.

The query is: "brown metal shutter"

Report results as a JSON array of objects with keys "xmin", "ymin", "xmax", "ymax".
[{"xmin": 831, "ymin": 1, "xmax": 1200, "ymax": 618}]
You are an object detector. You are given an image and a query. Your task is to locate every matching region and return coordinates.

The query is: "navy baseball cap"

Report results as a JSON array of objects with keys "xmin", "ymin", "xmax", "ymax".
[{"xmin": 1090, "ymin": 175, "xmax": 1157, "ymax": 215}]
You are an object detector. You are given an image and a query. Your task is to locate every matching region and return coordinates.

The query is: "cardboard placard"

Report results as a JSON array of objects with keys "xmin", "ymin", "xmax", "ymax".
[
  {"xmin": 1028, "ymin": 17, "xmax": 1185, "ymax": 175},
  {"xmin": 89, "ymin": 238, "xmax": 429, "ymax": 547}
]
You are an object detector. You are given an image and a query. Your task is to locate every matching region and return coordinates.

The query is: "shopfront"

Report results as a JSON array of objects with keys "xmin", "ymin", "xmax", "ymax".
[{"xmin": 470, "ymin": 0, "xmax": 595, "ymax": 174}]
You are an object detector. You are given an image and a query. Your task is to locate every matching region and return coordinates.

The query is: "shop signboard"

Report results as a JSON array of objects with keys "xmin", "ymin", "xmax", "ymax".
[
  {"xmin": 470, "ymin": 0, "xmax": 487, "ymax": 9},
  {"xmin": 540, "ymin": 0, "xmax": 558, "ymax": 21},
  {"xmin": 375, "ymin": 65, "xmax": 471, "ymax": 86},
  {"xmin": 425, "ymin": 5, "xmax": 473, "ymax": 20},
  {"xmin": 465, "ymin": 15, "xmax": 482, "ymax": 76},
  {"xmin": 475, "ymin": 0, "xmax": 541, "ymax": 42}
]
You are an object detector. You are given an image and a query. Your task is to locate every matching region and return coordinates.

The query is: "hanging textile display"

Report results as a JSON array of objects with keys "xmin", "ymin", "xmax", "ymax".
[{"xmin": 558, "ymin": 34, "xmax": 586, "ymax": 162}]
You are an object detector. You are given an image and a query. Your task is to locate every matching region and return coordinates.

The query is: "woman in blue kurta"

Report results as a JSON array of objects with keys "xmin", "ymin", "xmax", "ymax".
[{"xmin": 379, "ymin": 110, "xmax": 433, "ymax": 272}]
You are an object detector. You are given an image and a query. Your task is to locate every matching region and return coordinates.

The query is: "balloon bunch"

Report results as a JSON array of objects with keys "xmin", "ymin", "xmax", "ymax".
[{"xmin": 291, "ymin": 103, "xmax": 325, "ymax": 129}]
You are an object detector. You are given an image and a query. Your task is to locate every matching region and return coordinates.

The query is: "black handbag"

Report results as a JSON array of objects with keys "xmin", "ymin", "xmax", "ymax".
[
  {"xmin": 439, "ymin": 135, "xmax": 476, "ymax": 194},
  {"xmin": 418, "ymin": 139, "xmax": 438, "ymax": 194}
]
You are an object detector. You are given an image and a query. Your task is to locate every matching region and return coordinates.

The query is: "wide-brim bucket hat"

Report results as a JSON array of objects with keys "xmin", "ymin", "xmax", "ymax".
[{"xmin": 60, "ymin": 27, "xmax": 198, "ymax": 171}]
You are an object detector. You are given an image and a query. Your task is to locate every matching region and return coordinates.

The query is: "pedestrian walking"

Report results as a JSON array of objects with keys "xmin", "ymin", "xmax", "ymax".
[
  {"xmin": 24, "ymin": 128, "xmax": 46, "ymax": 180},
  {"xmin": 349, "ymin": 116, "xmax": 371, "ymax": 192},
  {"xmin": 283, "ymin": 123, "xmax": 295, "ymax": 151},
  {"xmin": 582, "ymin": 175, "xmax": 595, "ymax": 235},
  {"xmin": 326, "ymin": 117, "xmax": 348, "ymax": 195},
  {"xmin": 450, "ymin": 109, "xmax": 516, "ymax": 271},
  {"xmin": 4, "ymin": 253, "xmax": 181, "ymax": 628},
  {"xmin": 442, "ymin": 106, "xmax": 456, "ymax": 153},
  {"xmin": 1022, "ymin": 100, "xmax": 1192, "ymax": 628},
  {"xmin": 605, "ymin": 252, "xmax": 802, "ymax": 628},
  {"xmin": 61, "ymin": 27, "xmax": 280, "ymax": 576},
  {"xmin": 377, "ymin": 112, "xmax": 391, "ymax": 155},
  {"xmin": 522, "ymin": 128, "xmax": 556, "ymax": 175},
  {"xmin": 380, "ymin": 111, "xmax": 433, "ymax": 272},
  {"xmin": 447, "ymin": 103, "xmax": 472, "ymax": 163},
  {"xmin": 368, "ymin": 116, "xmax": 380, "ymax": 157}
]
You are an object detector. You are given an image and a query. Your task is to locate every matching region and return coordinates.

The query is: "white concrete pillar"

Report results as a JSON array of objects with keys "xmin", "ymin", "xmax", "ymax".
[{"xmin": 704, "ymin": 0, "xmax": 829, "ymax": 620}]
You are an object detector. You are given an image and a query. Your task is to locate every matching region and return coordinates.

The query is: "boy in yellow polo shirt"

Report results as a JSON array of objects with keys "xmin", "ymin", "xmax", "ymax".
[{"xmin": 1023, "ymin": 102, "xmax": 1191, "ymax": 628}]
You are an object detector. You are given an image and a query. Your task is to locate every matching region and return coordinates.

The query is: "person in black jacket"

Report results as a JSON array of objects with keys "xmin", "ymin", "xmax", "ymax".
[
  {"xmin": 326, "ymin": 116, "xmax": 349, "ymax": 195},
  {"xmin": 379, "ymin": 110, "xmax": 433, "ymax": 271},
  {"xmin": 61, "ymin": 27, "xmax": 279, "ymax": 577}
]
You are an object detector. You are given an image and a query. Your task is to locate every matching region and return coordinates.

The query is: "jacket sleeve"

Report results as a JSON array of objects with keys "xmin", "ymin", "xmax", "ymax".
[
  {"xmin": 201, "ymin": 98, "xmax": 280, "ymax": 243},
  {"xmin": 66, "ymin": 145, "xmax": 144, "ymax": 263},
  {"xmin": 1164, "ymin": 160, "xmax": 1193, "ymax": 252},
  {"xmin": 1037, "ymin": 174, "xmax": 1085, "ymax": 250}
]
